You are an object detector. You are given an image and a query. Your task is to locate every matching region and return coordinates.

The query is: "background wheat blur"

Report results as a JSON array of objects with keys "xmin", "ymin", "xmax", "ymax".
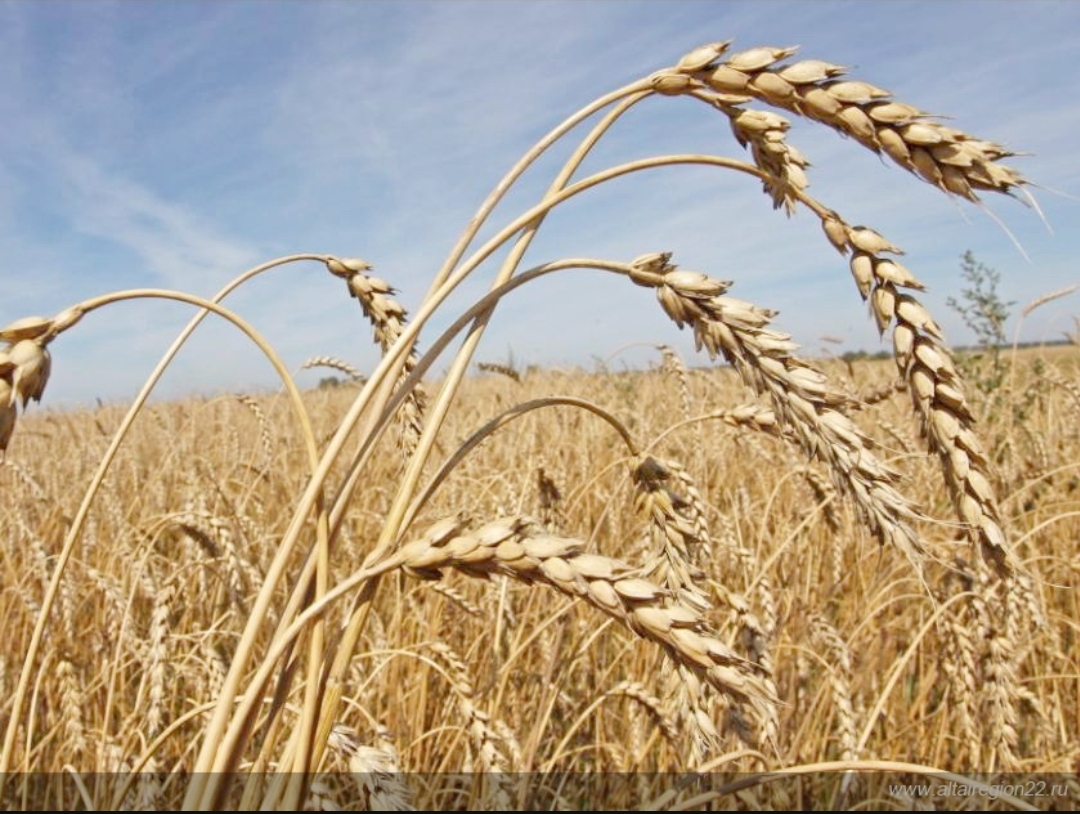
[{"xmin": 1, "ymin": 38, "xmax": 1078, "ymax": 810}]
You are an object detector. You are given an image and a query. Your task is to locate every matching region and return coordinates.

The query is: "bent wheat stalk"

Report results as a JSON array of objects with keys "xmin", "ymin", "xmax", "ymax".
[{"xmin": 0, "ymin": 34, "xmax": 1040, "ymax": 807}]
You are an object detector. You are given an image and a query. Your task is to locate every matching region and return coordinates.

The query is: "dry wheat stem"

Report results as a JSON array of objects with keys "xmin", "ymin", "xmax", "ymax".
[
  {"xmin": 291, "ymin": 261, "xmax": 635, "ymax": 781},
  {"xmin": 0, "ymin": 287, "xmax": 324, "ymax": 780},
  {"xmin": 1, "ymin": 254, "xmax": 326, "ymax": 776},
  {"xmin": 0, "ymin": 251, "xmax": 331, "ymax": 792},
  {"xmin": 446, "ymin": 90, "xmax": 655, "ymax": 411},
  {"xmin": 425, "ymin": 79, "xmax": 651, "ymax": 296}
]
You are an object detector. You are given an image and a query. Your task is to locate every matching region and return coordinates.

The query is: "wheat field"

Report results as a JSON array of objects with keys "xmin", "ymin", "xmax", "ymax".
[{"xmin": 1, "ymin": 38, "xmax": 1078, "ymax": 810}]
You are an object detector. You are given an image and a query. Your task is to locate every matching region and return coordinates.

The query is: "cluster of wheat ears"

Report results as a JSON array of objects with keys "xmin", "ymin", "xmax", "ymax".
[{"xmin": 1, "ymin": 38, "xmax": 1077, "ymax": 810}]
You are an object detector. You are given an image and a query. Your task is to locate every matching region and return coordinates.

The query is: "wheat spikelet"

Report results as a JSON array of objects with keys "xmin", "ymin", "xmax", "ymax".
[
  {"xmin": 797, "ymin": 464, "xmax": 841, "ymax": 533},
  {"xmin": 810, "ymin": 616, "xmax": 859, "ymax": 764},
  {"xmin": 3, "ymin": 338, "xmax": 52, "ymax": 409},
  {"xmin": 423, "ymin": 581, "xmax": 483, "ymax": 617},
  {"xmin": 0, "ymin": 459, "xmax": 49, "ymax": 503},
  {"xmin": 941, "ymin": 596, "xmax": 983, "ymax": 765},
  {"xmin": 633, "ymin": 454, "xmax": 712, "ymax": 605},
  {"xmin": 852, "ymin": 378, "xmax": 903, "ymax": 411},
  {"xmin": 1062, "ymin": 315, "xmax": 1080, "ymax": 345},
  {"xmin": 1021, "ymin": 284, "xmax": 1079, "ymax": 318},
  {"xmin": 535, "ymin": 463, "xmax": 565, "ymax": 532},
  {"xmin": 632, "ymin": 454, "xmax": 722, "ymax": 760},
  {"xmin": 427, "ymin": 641, "xmax": 513, "ymax": 783},
  {"xmin": 396, "ymin": 514, "xmax": 777, "ymax": 721},
  {"xmin": 0, "ymin": 357, "xmax": 18, "ymax": 461},
  {"xmin": 174, "ymin": 503, "xmax": 262, "ymax": 612},
  {"xmin": 202, "ymin": 640, "xmax": 229, "ymax": 699},
  {"xmin": 607, "ymin": 680, "xmax": 678, "ymax": 745},
  {"xmin": 822, "ymin": 218, "xmax": 1013, "ymax": 574},
  {"xmin": 716, "ymin": 584, "xmax": 780, "ymax": 752},
  {"xmin": 964, "ymin": 561, "xmax": 1022, "ymax": 771},
  {"xmin": 16, "ymin": 516, "xmax": 78, "ymax": 644},
  {"xmin": 1042, "ymin": 365, "xmax": 1080, "ymax": 411},
  {"xmin": 712, "ymin": 403, "xmax": 783, "ymax": 437},
  {"xmin": 999, "ymin": 568, "xmax": 1058, "ymax": 757},
  {"xmin": 723, "ymin": 104, "xmax": 810, "ymax": 214},
  {"xmin": 656, "ymin": 344, "xmax": 695, "ymax": 427},
  {"xmin": 145, "ymin": 579, "xmax": 174, "ymax": 742}
]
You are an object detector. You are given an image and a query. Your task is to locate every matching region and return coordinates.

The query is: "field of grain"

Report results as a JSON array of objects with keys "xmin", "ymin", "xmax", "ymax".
[
  {"xmin": 1, "ymin": 345, "xmax": 1077, "ymax": 809},
  {"xmin": 1, "ymin": 38, "xmax": 1078, "ymax": 811}
]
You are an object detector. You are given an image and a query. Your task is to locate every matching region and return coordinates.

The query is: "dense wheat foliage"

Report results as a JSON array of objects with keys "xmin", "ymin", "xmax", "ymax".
[
  {"xmin": 1, "ymin": 37, "xmax": 1077, "ymax": 810},
  {"xmin": 2, "ymin": 351, "xmax": 1078, "ymax": 809}
]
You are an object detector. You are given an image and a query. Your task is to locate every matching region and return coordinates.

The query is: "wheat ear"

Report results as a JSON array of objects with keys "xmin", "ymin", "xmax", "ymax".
[{"xmin": 398, "ymin": 514, "xmax": 777, "ymax": 722}]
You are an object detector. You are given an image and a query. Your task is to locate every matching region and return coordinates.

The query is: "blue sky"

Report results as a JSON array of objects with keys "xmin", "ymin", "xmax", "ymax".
[{"xmin": 2, "ymin": 0, "xmax": 1078, "ymax": 408}]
